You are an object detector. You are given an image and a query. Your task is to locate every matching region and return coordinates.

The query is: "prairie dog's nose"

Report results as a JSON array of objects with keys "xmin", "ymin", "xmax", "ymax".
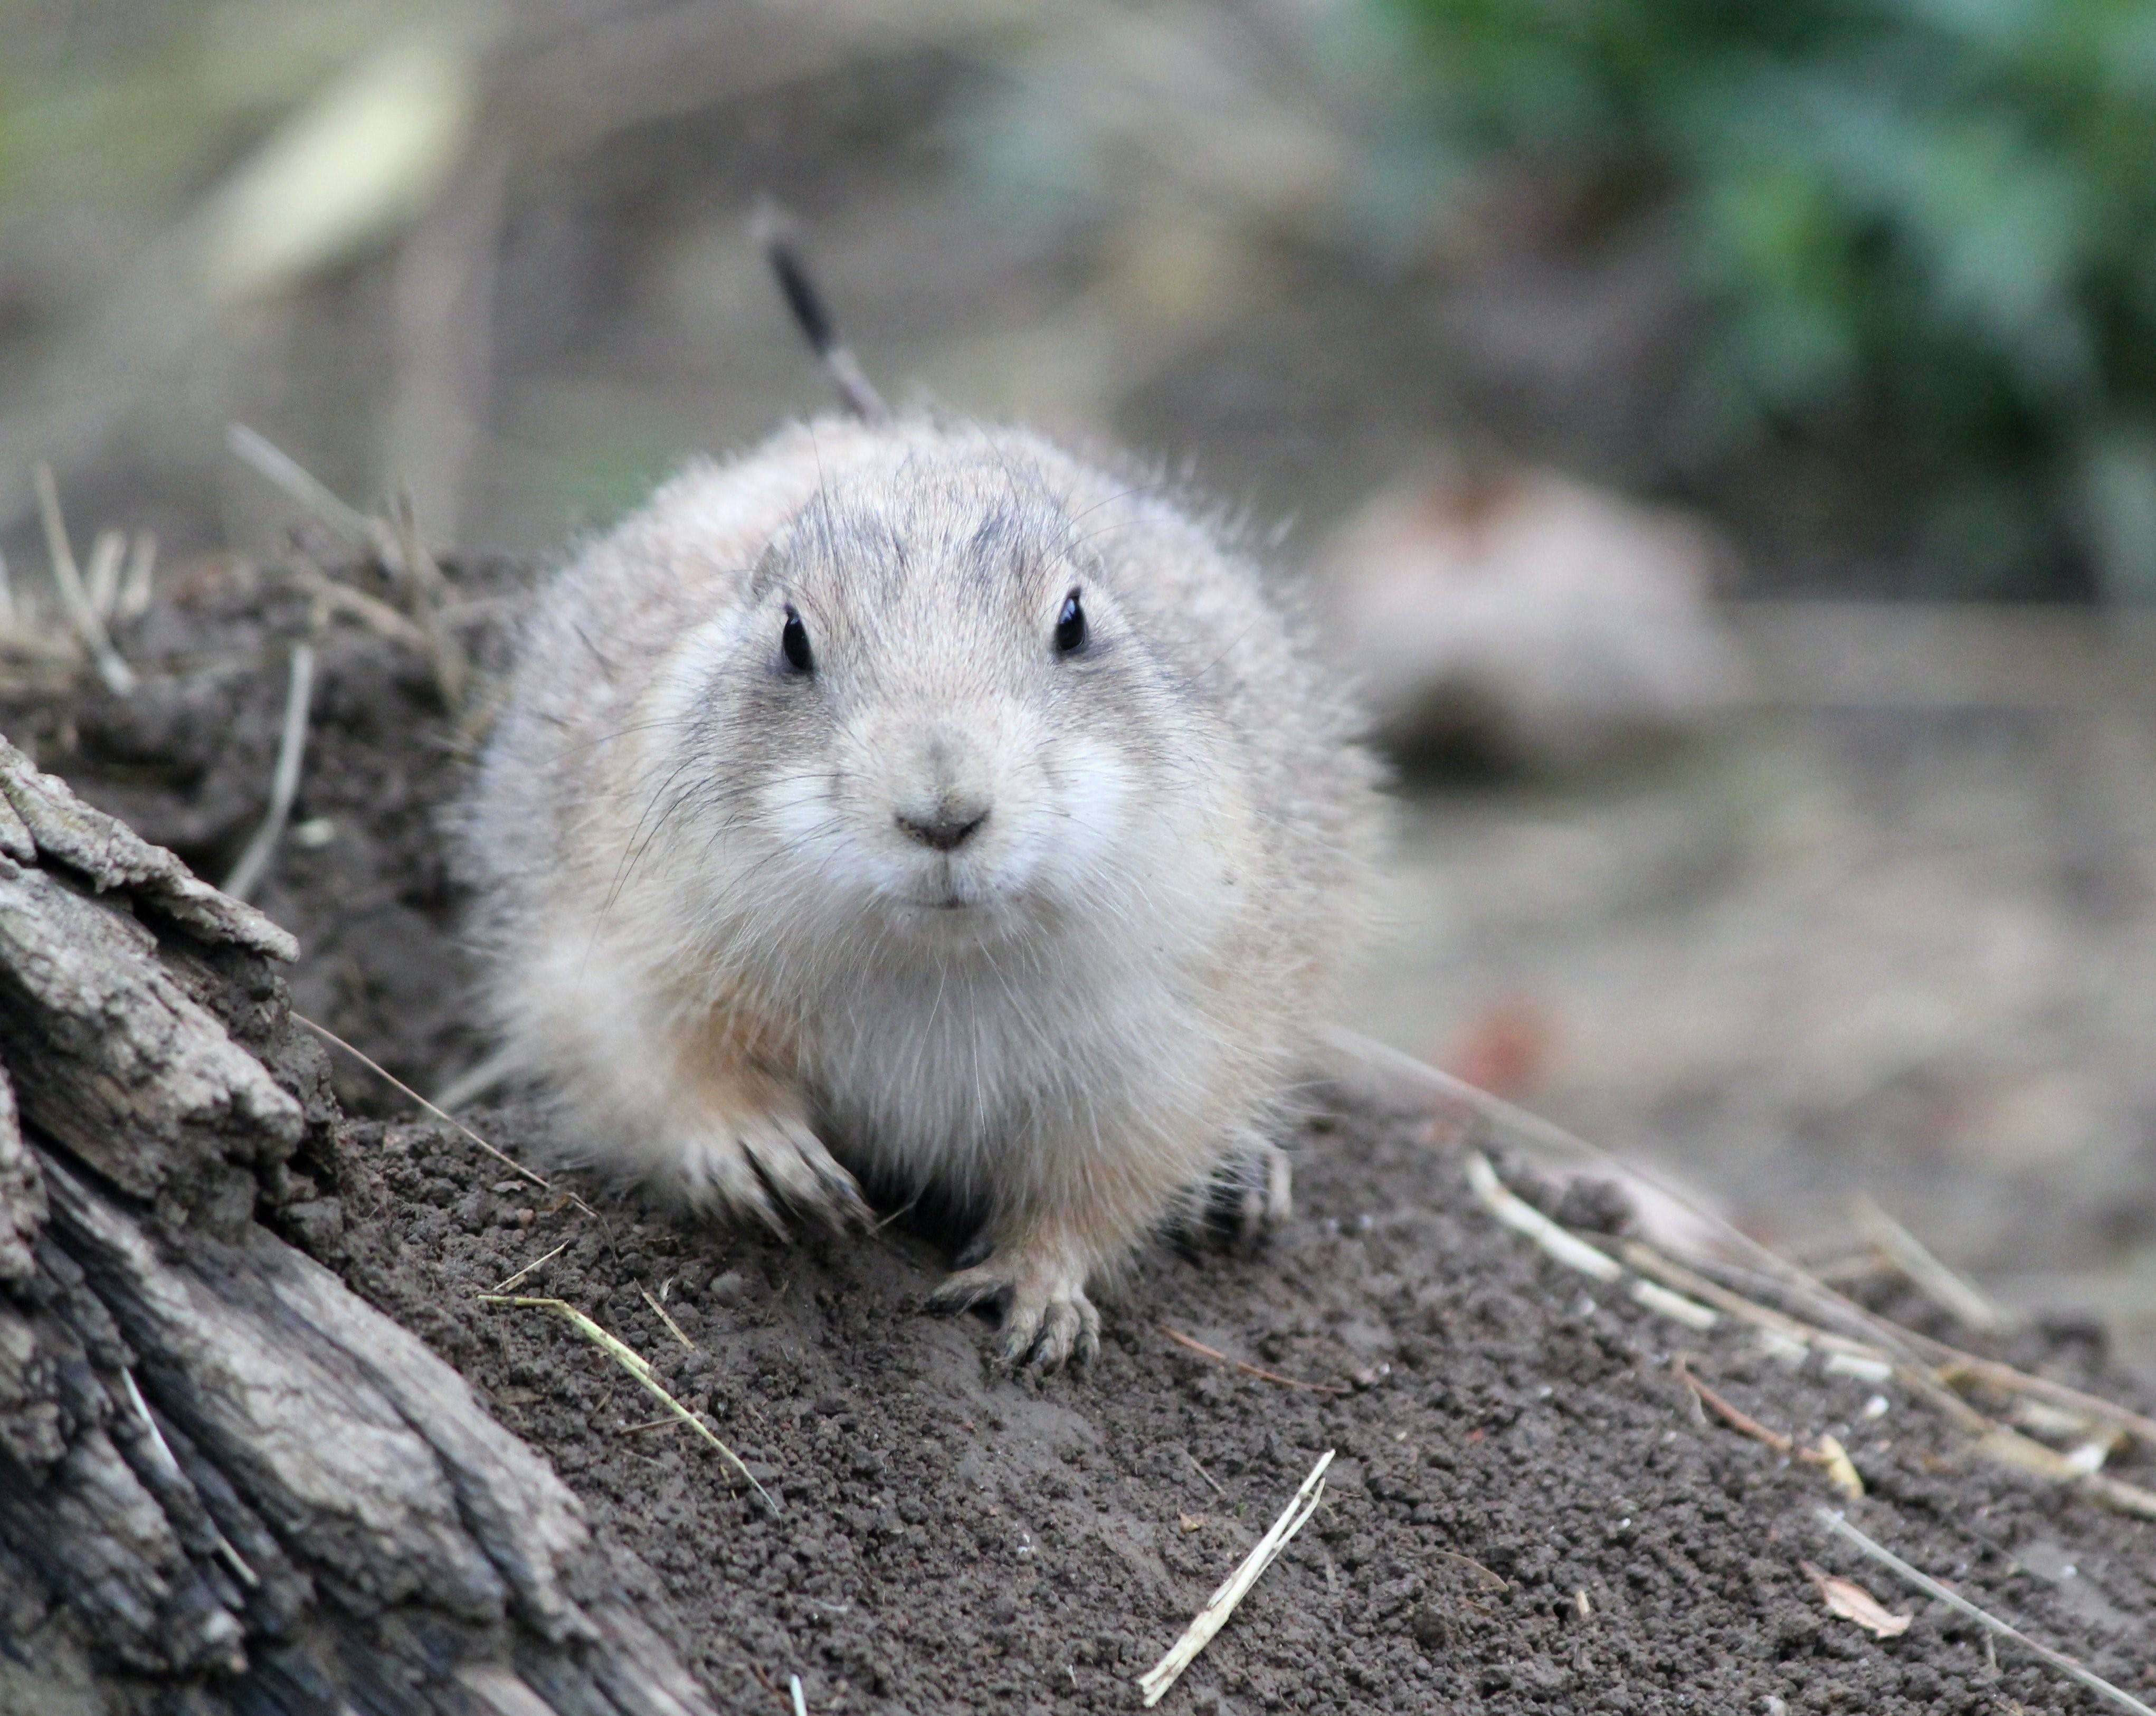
[{"xmin": 896, "ymin": 800, "xmax": 990, "ymax": 852}]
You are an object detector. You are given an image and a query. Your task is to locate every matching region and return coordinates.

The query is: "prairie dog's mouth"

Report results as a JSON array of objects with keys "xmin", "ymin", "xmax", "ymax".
[
  {"xmin": 893, "ymin": 878, "xmax": 1005, "ymax": 918},
  {"xmin": 886, "ymin": 877, "xmax": 978, "ymax": 912}
]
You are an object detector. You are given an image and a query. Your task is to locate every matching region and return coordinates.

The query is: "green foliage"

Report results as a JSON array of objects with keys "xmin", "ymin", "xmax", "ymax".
[{"xmin": 1394, "ymin": 0, "xmax": 2156, "ymax": 598}]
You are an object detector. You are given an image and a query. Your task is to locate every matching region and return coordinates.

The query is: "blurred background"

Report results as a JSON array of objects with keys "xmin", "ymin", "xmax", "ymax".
[{"xmin": 3, "ymin": 0, "xmax": 2154, "ymax": 1371}]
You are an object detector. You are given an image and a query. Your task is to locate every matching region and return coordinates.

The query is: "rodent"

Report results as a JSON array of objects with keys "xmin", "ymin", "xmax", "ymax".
[{"xmin": 460, "ymin": 227, "xmax": 1383, "ymax": 1368}]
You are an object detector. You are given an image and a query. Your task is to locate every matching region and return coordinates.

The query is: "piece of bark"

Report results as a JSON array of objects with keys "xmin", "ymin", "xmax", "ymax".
[
  {"xmin": 0, "ymin": 1065, "xmax": 42, "ymax": 1283},
  {"xmin": 0, "ymin": 737, "xmax": 716, "ymax": 1713},
  {"xmin": 0, "ymin": 736, "xmax": 296, "ymax": 962},
  {"xmin": 0, "ymin": 863, "xmax": 303, "ymax": 1210}
]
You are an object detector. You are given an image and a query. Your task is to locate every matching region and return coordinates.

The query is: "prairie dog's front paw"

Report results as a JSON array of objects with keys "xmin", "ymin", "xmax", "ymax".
[
  {"xmin": 926, "ymin": 1247, "xmax": 1100, "ymax": 1371},
  {"xmin": 676, "ymin": 1104, "xmax": 868, "ymax": 1234}
]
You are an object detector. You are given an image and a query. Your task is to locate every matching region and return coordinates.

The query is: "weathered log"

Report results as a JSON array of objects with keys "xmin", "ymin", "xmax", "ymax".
[{"xmin": 0, "ymin": 738, "xmax": 715, "ymax": 1715}]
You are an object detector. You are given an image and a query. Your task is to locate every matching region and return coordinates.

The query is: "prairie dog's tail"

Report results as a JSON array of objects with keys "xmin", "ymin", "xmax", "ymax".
[{"xmin": 752, "ymin": 202, "xmax": 890, "ymax": 423}]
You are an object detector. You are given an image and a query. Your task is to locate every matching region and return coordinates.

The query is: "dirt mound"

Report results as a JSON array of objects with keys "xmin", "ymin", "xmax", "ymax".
[{"xmin": 10, "ymin": 559, "xmax": 2154, "ymax": 1713}]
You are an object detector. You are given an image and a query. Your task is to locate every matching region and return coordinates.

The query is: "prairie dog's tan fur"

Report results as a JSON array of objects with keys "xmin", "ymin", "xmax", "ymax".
[{"xmin": 463, "ymin": 414, "xmax": 1382, "ymax": 1367}]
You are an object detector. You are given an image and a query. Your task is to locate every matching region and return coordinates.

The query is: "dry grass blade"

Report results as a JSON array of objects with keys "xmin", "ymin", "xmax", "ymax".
[
  {"xmin": 284, "ymin": 561, "xmax": 430, "ymax": 649},
  {"xmin": 227, "ymin": 423, "xmax": 394, "ymax": 563},
  {"xmin": 1815, "ymin": 1508, "xmax": 2154, "ymax": 1716},
  {"xmin": 1160, "ymin": 1324, "xmax": 1347, "ymax": 1395},
  {"xmin": 1631, "ymin": 1278, "xmax": 1720, "ymax": 1330},
  {"xmin": 430, "ymin": 1043, "xmax": 520, "ymax": 1112},
  {"xmin": 641, "ymin": 1285, "xmax": 695, "ymax": 1351},
  {"xmin": 83, "ymin": 528, "xmax": 124, "ymax": 621},
  {"xmin": 1969, "ymin": 1428, "xmax": 2156, "ymax": 1520},
  {"xmin": 1333, "ymin": 1029, "xmax": 1904, "ymax": 1348},
  {"xmin": 291, "ymin": 1012, "xmax": 556, "ymax": 1195},
  {"xmin": 1851, "ymin": 1193, "xmax": 2002, "ymax": 1331},
  {"xmin": 222, "ymin": 643, "xmax": 315, "ymax": 903},
  {"xmin": 35, "ymin": 464, "xmax": 135, "ymax": 694},
  {"xmin": 1910, "ymin": 1338, "xmax": 2156, "ymax": 1452},
  {"xmin": 122, "ymin": 1369, "xmax": 258, "ymax": 1589},
  {"xmin": 118, "ymin": 532, "xmax": 156, "ymax": 621},
  {"xmin": 789, "ymin": 1673, "xmax": 809, "ymax": 1716},
  {"xmin": 1631, "ymin": 1241, "xmax": 2097, "ymax": 1445},
  {"xmin": 489, "ymin": 1239, "xmax": 569, "ymax": 1295},
  {"xmin": 2086, "ymin": 1475, "xmax": 2156, "ymax": 1521},
  {"xmin": 1334, "ymin": 1031, "xmax": 2156, "ymax": 1523},
  {"xmin": 480, "ymin": 1294, "xmax": 777, "ymax": 1512},
  {"xmin": 1466, "ymin": 1153, "xmax": 1719, "ymax": 1326},
  {"xmin": 1466, "ymin": 1151, "xmax": 1621, "ymax": 1281},
  {"xmin": 1138, "ymin": 1449, "xmax": 1333, "ymax": 1706},
  {"xmin": 1184, "ymin": 1449, "xmax": 1227, "ymax": 1500},
  {"xmin": 389, "ymin": 489, "xmax": 469, "ymax": 712}
]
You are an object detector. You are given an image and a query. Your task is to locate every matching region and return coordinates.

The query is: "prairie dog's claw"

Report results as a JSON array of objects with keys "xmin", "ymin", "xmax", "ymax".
[
  {"xmin": 1000, "ymin": 1293, "xmax": 1099, "ymax": 1371},
  {"xmin": 926, "ymin": 1253, "xmax": 1099, "ymax": 1372},
  {"xmin": 925, "ymin": 1262, "xmax": 1009, "ymax": 1316},
  {"xmin": 1177, "ymin": 1139, "xmax": 1293, "ymax": 1249},
  {"xmin": 1240, "ymin": 1139, "xmax": 1294, "ymax": 1238},
  {"xmin": 678, "ymin": 1111, "xmax": 869, "ymax": 1233}
]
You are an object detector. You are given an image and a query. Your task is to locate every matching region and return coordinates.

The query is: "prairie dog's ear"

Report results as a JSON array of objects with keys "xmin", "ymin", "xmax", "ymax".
[{"xmin": 752, "ymin": 199, "xmax": 889, "ymax": 424}]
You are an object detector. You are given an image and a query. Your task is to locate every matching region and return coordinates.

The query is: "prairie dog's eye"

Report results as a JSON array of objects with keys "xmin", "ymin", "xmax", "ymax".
[
  {"xmin": 1054, "ymin": 589, "xmax": 1087, "ymax": 656},
  {"xmin": 781, "ymin": 604, "xmax": 813, "ymax": 674}
]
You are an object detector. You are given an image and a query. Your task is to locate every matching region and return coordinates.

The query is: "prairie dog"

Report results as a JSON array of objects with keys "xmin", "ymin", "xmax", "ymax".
[{"xmin": 462, "ymin": 239, "xmax": 1382, "ymax": 1368}]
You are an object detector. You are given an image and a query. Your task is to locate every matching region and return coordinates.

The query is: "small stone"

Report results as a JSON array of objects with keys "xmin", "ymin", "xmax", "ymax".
[{"xmin": 706, "ymin": 1270, "xmax": 748, "ymax": 1306}]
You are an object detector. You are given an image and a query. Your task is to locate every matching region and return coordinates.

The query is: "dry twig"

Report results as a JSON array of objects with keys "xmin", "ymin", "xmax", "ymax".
[
  {"xmin": 1161, "ymin": 1324, "xmax": 1347, "ymax": 1395},
  {"xmin": 1673, "ymin": 1355, "xmax": 1793, "ymax": 1455},
  {"xmin": 1673, "ymin": 1358, "xmax": 1868, "ymax": 1494},
  {"xmin": 1432, "ymin": 1549, "xmax": 1511, "ymax": 1590}
]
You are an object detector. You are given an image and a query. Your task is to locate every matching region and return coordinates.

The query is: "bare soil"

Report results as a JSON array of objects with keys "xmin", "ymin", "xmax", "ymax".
[{"xmin": 9, "ymin": 568, "xmax": 2155, "ymax": 1713}]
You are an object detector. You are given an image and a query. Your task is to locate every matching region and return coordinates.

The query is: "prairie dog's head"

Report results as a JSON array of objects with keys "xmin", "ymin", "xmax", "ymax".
[{"xmin": 642, "ymin": 442, "xmax": 1222, "ymax": 971}]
